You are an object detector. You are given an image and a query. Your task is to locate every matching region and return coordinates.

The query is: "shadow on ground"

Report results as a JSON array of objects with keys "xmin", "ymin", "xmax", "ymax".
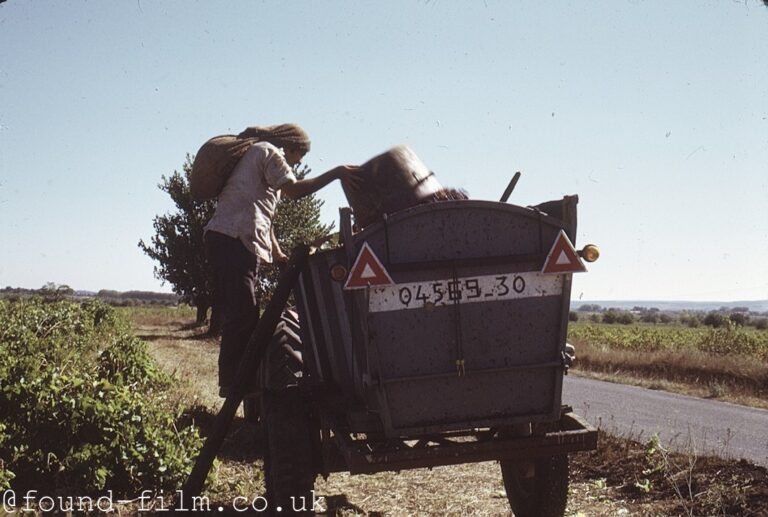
[
  {"xmin": 322, "ymin": 494, "xmax": 374, "ymax": 515},
  {"xmin": 134, "ymin": 322, "xmax": 217, "ymax": 343},
  {"xmin": 179, "ymin": 405, "xmax": 264, "ymax": 462},
  {"xmin": 194, "ymin": 493, "xmax": 378, "ymax": 516},
  {"xmin": 136, "ymin": 333, "xmax": 174, "ymax": 342}
]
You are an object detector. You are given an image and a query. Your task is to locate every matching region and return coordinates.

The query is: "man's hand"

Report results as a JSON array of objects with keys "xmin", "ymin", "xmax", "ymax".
[
  {"xmin": 334, "ymin": 165, "xmax": 363, "ymax": 190},
  {"xmin": 281, "ymin": 164, "xmax": 363, "ymax": 200},
  {"xmin": 270, "ymin": 224, "xmax": 287, "ymax": 265},
  {"xmin": 273, "ymin": 248, "xmax": 289, "ymax": 265}
]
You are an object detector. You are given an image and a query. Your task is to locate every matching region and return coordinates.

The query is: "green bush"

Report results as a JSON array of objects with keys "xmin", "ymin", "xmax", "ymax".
[
  {"xmin": 640, "ymin": 311, "xmax": 660, "ymax": 324},
  {"xmin": 0, "ymin": 299, "xmax": 202, "ymax": 497},
  {"xmin": 729, "ymin": 312, "xmax": 749, "ymax": 326},
  {"xmin": 602, "ymin": 309, "xmax": 635, "ymax": 325},
  {"xmin": 0, "ymin": 422, "xmax": 14, "ymax": 490},
  {"xmin": 703, "ymin": 312, "xmax": 727, "ymax": 328}
]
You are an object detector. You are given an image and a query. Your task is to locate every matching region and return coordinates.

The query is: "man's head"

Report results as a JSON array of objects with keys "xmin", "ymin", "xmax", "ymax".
[{"xmin": 283, "ymin": 145, "xmax": 307, "ymax": 166}]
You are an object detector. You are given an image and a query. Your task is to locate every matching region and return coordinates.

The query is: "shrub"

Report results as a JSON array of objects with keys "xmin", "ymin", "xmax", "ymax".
[
  {"xmin": 729, "ymin": 312, "xmax": 749, "ymax": 327},
  {"xmin": 618, "ymin": 312, "xmax": 635, "ymax": 325},
  {"xmin": 0, "ymin": 423, "xmax": 14, "ymax": 491},
  {"xmin": 603, "ymin": 309, "xmax": 635, "ymax": 325},
  {"xmin": 703, "ymin": 312, "xmax": 727, "ymax": 328},
  {"xmin": 0, "ymin": 299, "xmax": 202, "ymax": 497},
  {"xmin": 569, "ymin": 311, "xmax": 579, "ymax": 322},
  {"xmin": 680, "ymin": 313, "xmax": 701, "ymax": 328},
  {"xmin": 640, "ymin": 311, "xmax": 660, "ymax": 324}
]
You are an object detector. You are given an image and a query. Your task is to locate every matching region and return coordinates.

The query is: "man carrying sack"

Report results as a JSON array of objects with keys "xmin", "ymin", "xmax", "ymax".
[{"xmin": 202, "ymin": 123, "xmax": 360, "ymax": 397}]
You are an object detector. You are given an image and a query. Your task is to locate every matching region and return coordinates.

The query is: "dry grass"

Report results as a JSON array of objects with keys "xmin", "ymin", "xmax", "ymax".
[
  {"xmin": 572, "ymin": 342, "xmax": 768, "ymax": 409},
  {"xmin": 119, "ymin": 304, "xmax": 198, "ymax": 327}
]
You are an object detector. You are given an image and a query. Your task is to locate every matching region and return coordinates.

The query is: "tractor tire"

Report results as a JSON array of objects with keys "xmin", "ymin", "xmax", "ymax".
[
  {"xmin": 261, "ymin": 309, "xmax": 316, "ymax": 515},
  {"xmin": 242, "ymin": 310, "xmax": 302, "ymax": 426},
  {"xmin": 500, "ymin": 454, "xmax": 569, "ymax": 517},
  {"xmin": 261, "ymin": 387, "xmax": 316, "ymax": 516},
  {"xmin": 262, "ymin": 311, "xmax": 304, "ymax": 392}
]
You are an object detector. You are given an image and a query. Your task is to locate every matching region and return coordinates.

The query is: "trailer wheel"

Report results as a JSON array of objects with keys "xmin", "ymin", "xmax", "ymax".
[
  {"xmin": 501, "ymin": 455, "xmax": 569, "ymax": 517},
  {"xmin": 262, "ymin": 388, "xmax": 316, "ymax": 516}
]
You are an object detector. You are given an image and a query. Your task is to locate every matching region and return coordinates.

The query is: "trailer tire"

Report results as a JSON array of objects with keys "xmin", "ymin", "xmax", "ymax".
[
  {"xmin": 262, "ymin": 388, "xmax": 316, "ymax": 516},
  {"xmin": 501, "ymin": 454, "xmax": 569, "ymax": 517}
]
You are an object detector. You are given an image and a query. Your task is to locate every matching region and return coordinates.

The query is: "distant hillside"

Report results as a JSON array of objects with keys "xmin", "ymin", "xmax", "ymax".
[{"xmin": 571, "ymin": 300, "xmax": 768, "ymax": 313}]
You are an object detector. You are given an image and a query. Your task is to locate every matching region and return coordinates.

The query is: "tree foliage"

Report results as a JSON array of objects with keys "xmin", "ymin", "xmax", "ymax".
[
  {"xmin": 729, "ymin": 312, "xmax": 749, "ymax": 327},
  {"xmin": 39, "ymin": 282, "xmax": 74, "ymax": 301},
  {"xmin": 602, "ymin": 309, "xmax": 635, "ymax": 325},
  {"xmin": 703, "ymin": 312, "xmax": 727, "ymax": 328},
  {"xmin": 138, "ymin": 156, "xmax": 216, "ymax": 323}
]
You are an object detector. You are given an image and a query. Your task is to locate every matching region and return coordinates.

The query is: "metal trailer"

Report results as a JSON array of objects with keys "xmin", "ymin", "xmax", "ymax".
[{"xmin": 259, "ymin": 195, "xmax": 598, "ymax": 517}]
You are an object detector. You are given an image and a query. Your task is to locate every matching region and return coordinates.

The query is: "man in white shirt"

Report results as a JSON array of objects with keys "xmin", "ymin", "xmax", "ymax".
[{"xmin": 204, "ymin": 123, "xmax": 359, "ymax": 397}]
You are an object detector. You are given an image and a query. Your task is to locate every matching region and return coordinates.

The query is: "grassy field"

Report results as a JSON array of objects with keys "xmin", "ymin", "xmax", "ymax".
[
  {"xmin": 118, "ymin": 306, "xmax": 768, "ymax": 515},
  {"xmin": 567, "ymin": 322, "xmax": 768, "ymax": 408},
  {"xmin": 568, "ymin": 322, "xmax": 768, "ymax": 358}
]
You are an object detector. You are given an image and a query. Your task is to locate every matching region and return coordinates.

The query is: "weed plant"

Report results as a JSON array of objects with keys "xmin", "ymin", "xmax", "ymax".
[
  {"xmin": 0, "ymin": 299, "xmax": 202, "ymax": 497},
  {"xmin": 572, "ymin": 431, "xmax": 768, "ymax": 516}
]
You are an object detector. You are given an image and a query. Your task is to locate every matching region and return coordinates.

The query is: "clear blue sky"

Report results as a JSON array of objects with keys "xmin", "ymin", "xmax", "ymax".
[{"xmin": 1, "ymin": 0, "xmax": 766, "ymax": 301}]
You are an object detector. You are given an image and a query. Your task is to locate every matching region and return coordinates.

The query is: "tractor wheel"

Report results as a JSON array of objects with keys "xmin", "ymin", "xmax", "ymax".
[
  {"xmin": 262, "ymin": 388, "xmax": 316, "ymax": 516},
  {"xmin": 244, "ymin": 310, "xmax": 302, "ymax": 425},
  {"xmin": 500, "ymin": 455, "xmax": 569, "ymax": 517}
]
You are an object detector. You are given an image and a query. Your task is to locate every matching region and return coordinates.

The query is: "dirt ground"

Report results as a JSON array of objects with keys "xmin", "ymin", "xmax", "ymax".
[{"xmin": 134, "ymin": 318, "xmax": 768, "ymax": 516}]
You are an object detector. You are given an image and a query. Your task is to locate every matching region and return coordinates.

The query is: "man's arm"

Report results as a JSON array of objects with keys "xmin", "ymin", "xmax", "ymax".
[
  {"xmin": 280, "ymin": 165, "xmax": 361, "ymax": 200},
  {"xmin": 271, "ymin": 225, "xmax": 288, "ymax": 264}
]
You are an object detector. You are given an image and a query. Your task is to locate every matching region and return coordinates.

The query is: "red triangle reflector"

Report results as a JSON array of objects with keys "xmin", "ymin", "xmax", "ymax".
[
  {"xmin": 343, "ymin": 242, "xmax": 395, "ymax": 290},
  {"xmin": 541, "ymin": 230, "xmax": 587, "ymax": 274}
]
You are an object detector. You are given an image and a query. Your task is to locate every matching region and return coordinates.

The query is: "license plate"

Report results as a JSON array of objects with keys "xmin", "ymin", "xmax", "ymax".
[{"xmin": 367, "ymin": 271, "xmax": 563, "ymax": 313}]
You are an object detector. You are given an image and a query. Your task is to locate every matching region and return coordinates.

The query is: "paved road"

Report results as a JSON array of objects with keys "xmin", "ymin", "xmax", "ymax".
[{"xmin": 563, "ymin": 376, "xmax": 768, "ymax": 468}]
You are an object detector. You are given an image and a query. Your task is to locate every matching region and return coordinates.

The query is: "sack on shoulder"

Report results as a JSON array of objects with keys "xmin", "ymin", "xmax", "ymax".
[{"xmin": 190, "ymin": 135, "xmax": 259, "ymax": 201}]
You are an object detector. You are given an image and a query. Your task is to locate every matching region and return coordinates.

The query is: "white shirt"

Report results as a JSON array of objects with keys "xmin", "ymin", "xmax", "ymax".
[{"xmin": 204, "ymin": 142, "xmax": 297, "ymax": 263}]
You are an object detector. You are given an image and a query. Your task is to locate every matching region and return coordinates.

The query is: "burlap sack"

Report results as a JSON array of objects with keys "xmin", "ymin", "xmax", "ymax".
[{"xmin": 190, "ymin": 135, "xmax": 259, "ymax": 201}]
